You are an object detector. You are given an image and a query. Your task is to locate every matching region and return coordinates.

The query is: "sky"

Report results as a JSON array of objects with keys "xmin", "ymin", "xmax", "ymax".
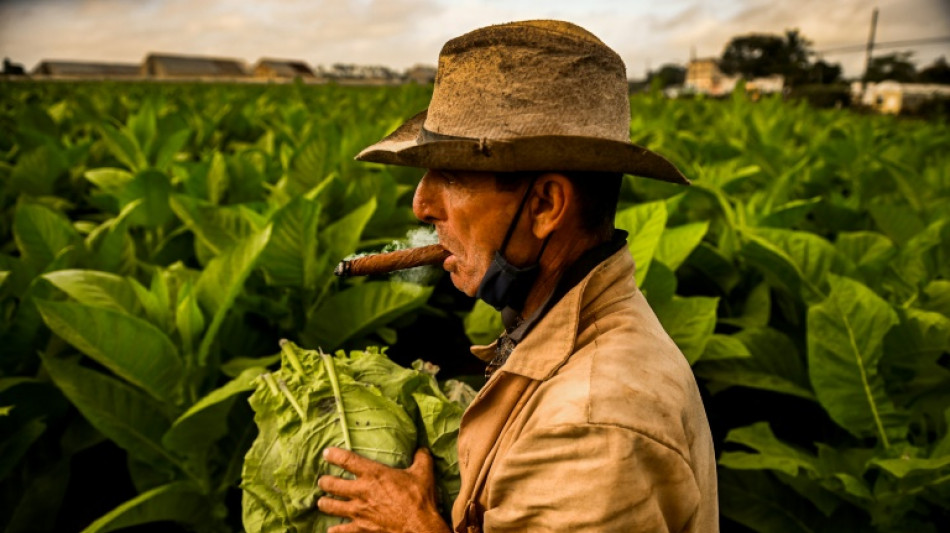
[{"xmin": 1, "ymin": 0, "xmax": 948, "ymax": 79}]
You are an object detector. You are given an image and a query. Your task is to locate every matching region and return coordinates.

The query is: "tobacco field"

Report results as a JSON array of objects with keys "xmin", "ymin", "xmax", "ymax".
[{"xmin": 0, "ymin": 80, "xmax": 948, "ymax": 532}]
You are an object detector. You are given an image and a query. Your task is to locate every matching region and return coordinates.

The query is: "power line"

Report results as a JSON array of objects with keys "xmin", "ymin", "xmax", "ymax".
[{"xmin": 819, "ymin": 36, "xmax": 950, "ymax": 55}]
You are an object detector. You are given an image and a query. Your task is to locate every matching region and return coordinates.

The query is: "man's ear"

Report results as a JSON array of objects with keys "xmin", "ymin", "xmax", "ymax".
[{"xmin": 529, "ymin": 173, "xmax": 573, "ymax": 239}]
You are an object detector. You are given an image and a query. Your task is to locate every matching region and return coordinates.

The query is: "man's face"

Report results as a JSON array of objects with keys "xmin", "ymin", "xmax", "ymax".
[{"xmin": 412, "ymin": 169, "xmax": 530, "ymax": 297}]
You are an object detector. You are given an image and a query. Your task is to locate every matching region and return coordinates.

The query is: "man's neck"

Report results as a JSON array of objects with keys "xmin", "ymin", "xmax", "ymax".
[{"xmin": 519, "ymin": 231, "xmax": 604, "ymax": 320}]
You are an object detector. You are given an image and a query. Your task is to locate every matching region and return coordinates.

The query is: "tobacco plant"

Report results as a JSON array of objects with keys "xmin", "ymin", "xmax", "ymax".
[{"xmin": 1, "ymin": 81, "xmax": 948, "ymax": 531}]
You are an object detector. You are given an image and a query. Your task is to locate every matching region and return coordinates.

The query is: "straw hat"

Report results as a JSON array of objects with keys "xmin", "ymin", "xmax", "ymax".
[{"xmin": 356, "ymin": 20, "xmax": 688, "ymax": 184}]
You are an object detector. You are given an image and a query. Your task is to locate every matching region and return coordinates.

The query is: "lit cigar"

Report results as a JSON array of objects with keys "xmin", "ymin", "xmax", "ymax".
[{"xmin": 334, "ymin": 244, "xmax": 450, "ymax": 277}]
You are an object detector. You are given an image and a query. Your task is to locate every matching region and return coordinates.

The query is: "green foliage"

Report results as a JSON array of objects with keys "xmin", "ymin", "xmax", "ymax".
[
  {"xmin": 623, "ymin": 92, "xmax": 950, "ymax": 530},
  {"xmin": 1, "ymin": 81, "xmax": 948, "ymax": 531},
  {"xmin": 0, "ymin": 81, "xmax": 434, "ymax": 532}
]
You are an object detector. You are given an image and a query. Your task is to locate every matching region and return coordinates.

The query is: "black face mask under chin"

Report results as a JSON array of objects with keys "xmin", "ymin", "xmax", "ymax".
[
  {"xmin": 476, "ymin": 251, "xmax": 541, "ymax": 311},
  {"xmin": 475, "ymin": 177, "xmax": 550, "ymax": 312}
]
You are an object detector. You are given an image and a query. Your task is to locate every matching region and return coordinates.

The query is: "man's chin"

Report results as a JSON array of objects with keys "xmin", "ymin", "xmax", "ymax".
[{"xmin": 448, "ymin": 273, "xmax": 479, "ymax": 298}]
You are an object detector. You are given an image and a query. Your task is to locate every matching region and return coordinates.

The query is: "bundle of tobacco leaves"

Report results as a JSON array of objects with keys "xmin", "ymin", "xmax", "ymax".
[{"xmin": 241, "ymin": 340, "xmax": 474, "ymax": 532}]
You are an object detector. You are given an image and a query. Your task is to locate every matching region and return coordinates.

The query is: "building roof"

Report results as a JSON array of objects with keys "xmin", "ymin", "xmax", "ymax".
[
  {"xmin": 143, "ymin": 53, "xmax": 247, "ymax": 77},
  {"xmin": 253, "ymin": 58, "xmax": 315, "ymax": 77},
  {"xmin": 32, "ymin": 60, "xmax": 140, "ymax": 76}
]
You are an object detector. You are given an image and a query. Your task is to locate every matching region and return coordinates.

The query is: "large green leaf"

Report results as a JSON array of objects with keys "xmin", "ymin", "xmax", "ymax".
[
  {"xmin": 889, "ymin": 219, "xmax": 950, "ymax": 295},
  {"xmin": 13, "ymin": 201, "xmax": 81, "ymax": 274},
  {"xmin": 318, "ymin": 198, "xmax": 377, "ymax": 278},
  {"xmin": 84, "ymin": 200, "xmax": 140, "ymax": 273},
  {"xmin": 615, "ymin": 201, "xmax": 667, "ymax": 286},
  {"xmin": 170, "ymin": 194, "xmax": 265, "ymax": 256},
  {"xmin": 129, "ymin": 269, "xmax": 173, "ymax": 334},
  {"xmin": 84, "ymin": 167, "xmax": 134, "ymax": 194},
  {"xmin": 163, "ymin": 366, "xmax": 263, "ymax": 454},
  {"xmin": 195, "ymin": 227, "xmax": 272, "ymax": 365},
  {"xmin": 463, "ymin": 299, "xmax": 504, "ymax": 346},
  {"xmin": 10, "ymin": 144, "xmax": 67, "ymax": 196},
  {"xmin": 303, "ymin": 282, "xmax": 432, "ymax": 349},
  {"xmin": 651, "ymin": 295, "xmax": 718, "ymax": 365},
  {"xmin": 655, "ymin": 221, "xmax": 709, "ymax": 271},
  {"xmin": 869, "ymin": 203, "xmax": 924, "ymax": 246},
  {"xmin": 719, "ymin": 281, "xmax": 771, "ymax": 329},
  {"xmin": 40, "ymin": 353, "xmax": 178, "ymax": 469},
  {"xmin": 154, "ymin": 128, "xmax": 191, "ymax": 170},
  {"xmin": 80, "ymin": 482, "xmax": 211, "ymax": 533},
  {"xmin": 207, "ymin": 151, "xmax": 229, "ymax": 205},
  {"xmin": 35, "ymin": 299, "xmax": 184, "ymax": 405},
  {"xmin": 719, "ymin": 469, "xmax": 823, "ymax": 533},
  {"xmin": 921, "ymin": 280, "xmax": 950, "ymax": 317},
  {"xmin": 640, "ymin": 260, "xmax": 678, "ymax": 305},
  {"xmin": 695, "ymin": 327, "xmax": 815, "ymax": 401},
  {"xmin": 99, "ymin": 123, "xmax": 146, "ymax": 172},
  {"xmin": 870, "ymin": 452, "xmax": 950, "ymax": 480},
  {"xmin": 127, "ymin": 100, "xmax": 158, "ymax": 160},
  {"xmin": 720, "ymin": 422, "xmax": 819, "ymax": 477},
  {"xmin": 175, "ymin": 281, "xmax": 206, "ymax": 359},
  {"xmin": 742, "ymin": 228, "xmax": 839, "ymax": 304},
  {"xmin": 85, "ymin": 168, "xmax": 173, "ymax": 228},
  {"xmin": 125, "ymin": 170, "xmax": 174, "ymax": 228},
  {"xmin": 807, "ymin": 275, "xmax": 905, "ymax": 445},
  {"xmin": 687, "ymin": 241, "xmax": 741, "ymax": 294},
  {"xmin": 835, "ymin": 231, "xmax": 896, "ymax": 278},
  {"xmin": 700, "ymin": 334, "xmax": 751, "ymax": 361},
  {"xmin": 259, "ymin": 196, "xmax": 323, "ymax": 288},
  {"xmin": 814, "ymin": 443, "xmax": 876, "ymax": 501},
  {"xmin": 881, "ymin": 307, "xmax": 950, "ymax": 423},
  {"xmin": 758, "ymin": 197, "xmax": 822, "ymax": 228},
  {"xmin": 42, "ymin": 270, "xmax": 139, "ymax": 314}
]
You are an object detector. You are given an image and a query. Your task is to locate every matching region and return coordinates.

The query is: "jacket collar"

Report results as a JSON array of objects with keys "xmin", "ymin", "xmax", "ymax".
[{"xmin": 471, "ymin": 236, "xmax": 638, "ymax": 381}]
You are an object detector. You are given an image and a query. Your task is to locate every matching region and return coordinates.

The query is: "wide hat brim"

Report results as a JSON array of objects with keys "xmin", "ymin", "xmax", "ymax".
[{"xmin": 356, "ymin": 110, "xmax": 690, "ymax": 185}]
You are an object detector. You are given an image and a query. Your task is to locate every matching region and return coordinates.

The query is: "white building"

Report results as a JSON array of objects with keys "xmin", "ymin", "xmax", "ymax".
[{"xmin": 854, "ymin": 81, "xmax": 950, "ymax": 114}]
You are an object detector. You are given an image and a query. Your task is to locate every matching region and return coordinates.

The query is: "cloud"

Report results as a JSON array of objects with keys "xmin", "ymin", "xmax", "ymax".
[
  {"xmin": 1, "ymin": 0, "xmax": 947, "ymax": 76},
  {"xmin": 655, "ymin": 0, "xmax": 950, "ymax": 75},
  {"xmin": 0, "ymin": 0, "xmax": 442, "ymax": 69}
]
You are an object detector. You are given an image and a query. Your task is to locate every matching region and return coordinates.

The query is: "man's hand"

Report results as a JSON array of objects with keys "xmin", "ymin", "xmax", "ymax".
[{"xmin": 317, "ymin": 447, "xmax": 452, "ymax": 533}]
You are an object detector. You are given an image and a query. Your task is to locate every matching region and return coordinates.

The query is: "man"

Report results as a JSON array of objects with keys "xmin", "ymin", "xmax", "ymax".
[{"xmin": 316, "ymin": 20, "xmax": 718, "ymax": 532}]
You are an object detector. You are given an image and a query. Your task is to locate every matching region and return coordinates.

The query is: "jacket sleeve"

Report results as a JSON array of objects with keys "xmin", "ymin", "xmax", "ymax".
[{"xmin": 481, "ymin": 423, "xmax": 702, "ymax": 532}]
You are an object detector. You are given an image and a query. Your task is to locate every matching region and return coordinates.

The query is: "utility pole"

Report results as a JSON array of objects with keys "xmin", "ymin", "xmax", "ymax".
[{"xmin": 863, "ymin": 7, "xmax": 879, "ymax": 90}]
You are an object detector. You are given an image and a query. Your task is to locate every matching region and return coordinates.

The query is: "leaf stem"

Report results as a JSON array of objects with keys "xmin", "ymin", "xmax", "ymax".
[
  {"xmin": 835, "ymin": 296, "xmax": 891, "ymax": 449},
  {"xmin": 321, "ymin": 349, "xmax": 352, "ymax": 451},
  {"xmin": 276, "ymin": 378, "xmax": 306, "ymax": 423},
  {"xmin": 261, "ymin": 372, "xmax": 280, "ymax": 396},
  {"xmin": 280, "ymin": 339, "xmax": 307, "ymax": 378}
]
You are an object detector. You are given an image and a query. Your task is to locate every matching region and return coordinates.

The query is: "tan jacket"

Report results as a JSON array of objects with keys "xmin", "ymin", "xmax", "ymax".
[{"xmin": 452, "ymin": 247, "xmax": 718, "ymax": 532}]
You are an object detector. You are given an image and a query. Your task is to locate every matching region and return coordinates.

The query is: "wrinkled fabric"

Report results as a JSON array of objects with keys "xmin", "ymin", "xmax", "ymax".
[{"xmin": 452, "ymin": 247, "xmax": 718, "ymax": 532}]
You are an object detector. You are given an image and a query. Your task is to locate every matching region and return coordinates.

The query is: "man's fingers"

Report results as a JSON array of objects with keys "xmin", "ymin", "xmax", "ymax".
[
  {"xmin": 317, "ymin": 495, "xmax": 352, "ymax": 517},
  {"xmin": 323, "ymin": 447, "xmax": 379, "ymax": 476},
  {"xmin": 318, "ymin": 475, "xmax": 362, "ymax": 499},
  {"xmin": 408, "ymin": 447, "xmax": 435, "ymax": 481},
  {"xmin": 328, "ymin": 521, "xmax": 375, "ymax": 533}
]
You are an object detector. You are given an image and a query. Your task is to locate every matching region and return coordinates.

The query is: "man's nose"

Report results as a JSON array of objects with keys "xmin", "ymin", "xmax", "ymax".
[{"xmin": 412, "ymin": 171, "xmax": 443, "ymax": 223}]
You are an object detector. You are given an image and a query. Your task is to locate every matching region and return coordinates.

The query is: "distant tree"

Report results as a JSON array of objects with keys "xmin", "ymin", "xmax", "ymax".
[
  {"xmin": 806, "ymin": 59, "xmax": 843, "ymax": 84},
  {"xmin": 647, "ymin": 64, "xmax": 686, "ymax": 89},
  {"xmin": 720, "ymin": 34, "xmax": 787, "ymax": 79},
  {"xmin": 918, "ymin": 56, "xmax": 950, "ymax": 84},
  {"xmin": 782, "ymin": 29, "xmax": 813, "ymax": 82},
  {"xmin": 720, "ymin": 29, "xmax": 814, "ymax": 84},
  {"xmin": 865, "ymin": 52, "xmax": 917, "ymax": 82}
]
